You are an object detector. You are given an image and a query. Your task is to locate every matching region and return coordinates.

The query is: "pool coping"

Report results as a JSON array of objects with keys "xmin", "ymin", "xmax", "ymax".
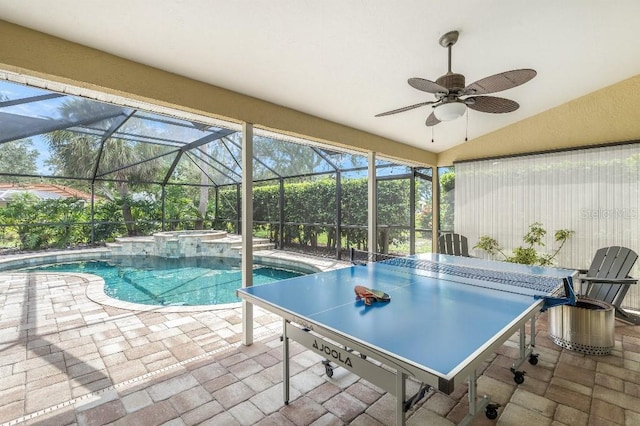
[
  {"xmin": 0, "ymin": 248, "xmax": 350, "ymax": 312},
  {"xmin": 0, "ymin": 247, "xmax": 113, "ymax": 271}
]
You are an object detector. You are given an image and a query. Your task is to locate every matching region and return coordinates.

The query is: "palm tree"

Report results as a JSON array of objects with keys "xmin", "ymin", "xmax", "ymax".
[{"xmin": 46, "ymin": 99, "xmax": 168, "ymax": 235}]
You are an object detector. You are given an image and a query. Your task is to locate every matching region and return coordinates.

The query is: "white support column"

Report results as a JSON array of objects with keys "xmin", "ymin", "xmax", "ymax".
[
  {"xmin": 242, "ymin": 122, "xmax": 254, "ymax": 346},
  {"xmin": 431, "ymin": 166, "xmax": 439, "ymax": 253},
  {"xmin": 368, "ymin": 151, "xmax": 377, "ymax": 255}
]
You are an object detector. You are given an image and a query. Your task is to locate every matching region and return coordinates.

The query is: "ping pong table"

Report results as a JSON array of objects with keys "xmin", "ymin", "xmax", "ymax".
[{"xmin": 237, "ymin": 253, "xmax": 576, "ymax": 425}]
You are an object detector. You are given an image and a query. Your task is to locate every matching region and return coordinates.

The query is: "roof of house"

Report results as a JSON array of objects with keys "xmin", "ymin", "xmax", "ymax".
[{"xmin": 0, "ymin": 183, "xmax": 94, "ymax": 202}]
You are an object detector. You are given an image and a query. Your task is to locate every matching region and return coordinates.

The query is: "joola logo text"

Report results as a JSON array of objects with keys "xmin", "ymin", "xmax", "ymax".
[{"xmin": 312, "ymin": 340, "xmax": 352, "ymax": 367}]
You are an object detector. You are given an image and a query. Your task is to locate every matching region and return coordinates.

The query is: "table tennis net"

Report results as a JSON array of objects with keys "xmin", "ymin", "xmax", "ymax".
[{"xmin": 350, "ymin": 249, "xmax": 565, "ymax": 295}]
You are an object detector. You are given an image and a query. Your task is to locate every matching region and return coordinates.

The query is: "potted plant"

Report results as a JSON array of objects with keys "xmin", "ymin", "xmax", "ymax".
[{"xmin": 474, "ymin": 222, "xmax": 573, "ymax": 266}]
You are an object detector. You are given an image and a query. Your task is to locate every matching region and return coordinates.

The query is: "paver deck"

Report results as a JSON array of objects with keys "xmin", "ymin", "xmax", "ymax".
[{"xmin": 1, "ymin": 270, "xmax": 640, "ymax": 425}]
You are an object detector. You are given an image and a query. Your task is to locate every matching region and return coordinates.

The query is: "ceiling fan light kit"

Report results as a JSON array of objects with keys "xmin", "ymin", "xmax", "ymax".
[
  {"xmin": 433, "ymin": 101, "xmax": 466, "ymax": 121},
  {"xmin": 375, "ymin": 30, "xmax": 536, "ymax": 131}
]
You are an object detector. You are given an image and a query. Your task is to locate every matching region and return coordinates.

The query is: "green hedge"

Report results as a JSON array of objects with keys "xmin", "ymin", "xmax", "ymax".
[
  {"xmin": 1, "ymin": 177, "xmax": 419, "ymax": 253},
  {"xmin": 216, "ymin": 177, "xmax": 412, "ymax": 252}
]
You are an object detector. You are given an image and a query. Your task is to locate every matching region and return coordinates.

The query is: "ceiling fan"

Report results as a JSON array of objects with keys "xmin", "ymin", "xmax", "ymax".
[{"xmin": 375, "ymin": 30, "xmax": 536, "ymax": 127}]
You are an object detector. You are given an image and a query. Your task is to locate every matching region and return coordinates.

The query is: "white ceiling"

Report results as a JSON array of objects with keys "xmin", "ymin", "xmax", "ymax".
[{"xmin": 1, "ymin": 0, "xmax": 640, "ymax": 153}]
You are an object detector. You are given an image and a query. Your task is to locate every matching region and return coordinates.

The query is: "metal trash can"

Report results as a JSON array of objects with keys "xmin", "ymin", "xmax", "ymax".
[{"xmin": 548, "ymin": 297, "xmax": 615, "ymax": 355}]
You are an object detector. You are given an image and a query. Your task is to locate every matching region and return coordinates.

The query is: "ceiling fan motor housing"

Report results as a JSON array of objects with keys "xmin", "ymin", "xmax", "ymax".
[{"xmin": 436, "ymin": 73, "xmax": 465, "ymax": 92}]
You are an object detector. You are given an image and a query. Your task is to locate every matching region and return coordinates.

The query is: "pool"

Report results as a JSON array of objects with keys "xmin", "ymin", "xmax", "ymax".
[{"xmin": 26, "ymin": 256, "xmax": 304, "ymax": 306}]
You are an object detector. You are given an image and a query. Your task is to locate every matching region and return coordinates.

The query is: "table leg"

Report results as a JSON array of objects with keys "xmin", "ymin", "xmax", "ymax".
[
  {"xmin": 460, "ymin": 372, "xmax": 493, "ymax": 426},
  {"xmin": 519, "ymin": 324, "xmax": 526, "ymax": 362},
  {"xmin": 468, "ymin": 372, "xmax": 477, "ymax": 417},
  {"xmin": 283, "ymin": 319, "xmax": 290, "ymax": 404},
  {"xmin": 396, "ymin": 371, "xmax": 406, "ymax": 426},
  {"xmin": 530, "ymin": 315, "xmax": 537, "ymax": 347}
]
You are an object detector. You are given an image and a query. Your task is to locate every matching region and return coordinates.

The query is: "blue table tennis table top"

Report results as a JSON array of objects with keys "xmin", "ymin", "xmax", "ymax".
[{"xmin": 238, "ymin": 253, "xmax": 575, "ymax": 379}]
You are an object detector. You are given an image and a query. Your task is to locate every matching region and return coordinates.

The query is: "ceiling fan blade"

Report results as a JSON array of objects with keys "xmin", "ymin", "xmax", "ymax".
[
  {"xmin": 375, "ymin": 101, "xmax": 437, "ymax": 117},
  {"xmin": 465, "ymin": 96, "xmax": 519, "ymax": 113},
  {"xmin": 408, "ymin": 78, "xmax": 448, "ymax": 94},
  {"xmin": 425, "ymin": 112, "xmax": 440, "ymax": 127},
  {"xmin": 464, "ymin": 69, "xmax": 536, "ymax": 95}
]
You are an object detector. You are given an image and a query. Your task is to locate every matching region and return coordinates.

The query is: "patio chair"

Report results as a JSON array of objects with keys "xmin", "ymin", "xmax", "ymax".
[
  {"xmin": 438, "ymin": 233, "xmax": 471, "ymax": 257},
  {"xmin": 578, "ymin": 246, "xmax": 640, "ymax": 325}
]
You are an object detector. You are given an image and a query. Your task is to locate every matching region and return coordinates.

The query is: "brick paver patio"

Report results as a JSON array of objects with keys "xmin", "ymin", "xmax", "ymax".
[{"xmin": 1, "ymin": 271, "xmax": 640, "ymax": 425}]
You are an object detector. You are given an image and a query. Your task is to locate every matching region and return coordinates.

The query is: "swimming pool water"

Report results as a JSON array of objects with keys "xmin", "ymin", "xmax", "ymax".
[{"xmin": 27, "ymin": 256, "xmax": 304, "ymax": 306}]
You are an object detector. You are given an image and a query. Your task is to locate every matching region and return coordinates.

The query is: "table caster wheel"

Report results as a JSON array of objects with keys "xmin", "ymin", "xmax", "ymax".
[
  {"xmin": 485, "ymin": 403, "xmax": 500, "ymax": 420},
  {"xmin": 322, "ymin": 360, "xmax": 334, "ymax": 377},
  {"xmin": 513, "ymin": 371, "xmax": 525, "ymax": 384},
  {"xmin": 486, "ymin": 407, "xmax": 498, "ymax": 419},
  {"xmin": 325, "ymin": 365, "xmax": 334, "ymax": 377},
  {"xmin": 528, "ymin": 354, "xmax": 539, "ymax": 365}
]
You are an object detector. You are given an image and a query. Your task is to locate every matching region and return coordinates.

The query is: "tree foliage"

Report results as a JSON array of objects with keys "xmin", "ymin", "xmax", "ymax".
[
  {"xmin": 1, "ymin": 193, "xmax": 88, "ymax": 250},
  {"xmin": 2, "ymin": 97, "xmax": 428, "ymax": 253},
  {"xmin": 0, "ymin": 139, "xmax": 38, "ymax": 180},
  {"xmin": 45, "ymin": 99, "xmax": 169, "ymax": 235},
  {"xmin": 216, "ymin": 177, "xmax": 414, "ymax": 253},
  {"xmin": 0, "ymin": 175, "xmax": 430, "ymax": 255},
  {"xmin": 439, "ymin": 168, "xmax": 455, "ymax": 231}
]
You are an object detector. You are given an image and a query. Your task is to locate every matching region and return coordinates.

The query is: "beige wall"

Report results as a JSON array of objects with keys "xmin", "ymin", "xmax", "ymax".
[
  {"xmin": 438, "ymin": 74, "xmax": 640, "ymax": 166},
  {"xmin": 0, "ymin": 19, "xmax": 437, "ymax": 166}
]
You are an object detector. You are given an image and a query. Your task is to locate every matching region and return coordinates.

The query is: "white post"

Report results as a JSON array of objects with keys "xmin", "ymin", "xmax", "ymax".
[
  {"xmin": 368, "ymin": 151, "xmax": 377, "ymax": 255},
  {"xmin": 431, "ymin": 166, "xmax": 439, "ymax": 253},
  {"xmin": 242, "ymin": 122, "xmax": 254, "ymax": 346}
]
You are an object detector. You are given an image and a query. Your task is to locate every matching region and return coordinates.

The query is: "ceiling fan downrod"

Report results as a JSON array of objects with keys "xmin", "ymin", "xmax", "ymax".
[
  {"xmin": 435, "ymin": 31, "xmax": 465, "ymax": 93},
  {"xmin": 439, "ymin": 30, "xmax": 459, "ymax": 75}
]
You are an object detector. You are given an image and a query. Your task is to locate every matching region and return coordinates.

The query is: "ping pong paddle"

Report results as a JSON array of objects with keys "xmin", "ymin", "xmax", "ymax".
[{"xmin": 354, "ymin": 285, "xmax": 391, "ymax": 306}]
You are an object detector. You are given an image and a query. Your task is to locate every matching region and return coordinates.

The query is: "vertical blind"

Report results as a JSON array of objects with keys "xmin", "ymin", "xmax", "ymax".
[{"xmin": 455, "ymin": 143, "xmax": 640, "ymax": 310}]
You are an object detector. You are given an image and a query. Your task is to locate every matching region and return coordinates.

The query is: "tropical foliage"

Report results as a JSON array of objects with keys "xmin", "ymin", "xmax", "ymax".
[
  {"xmin": 213, "ymin": 177, "xmax": 415, "ymax": 253},
  {"xmin": 0, "ymin": 97, "xmax": 432, "ymax": 255},
  {"xmin": 439, "ymin": 168, "xmax": 455, "ymax": 232},
  {"xmin": 0, "ymin": 140, "xmax": 38, "ymax": 181},
  {"xmin": 45, "ymin": 99, "xmax": 168, "ymax": 236},
  {"xmin": 0, "ymin": 177, "xmax": 427, "ymax": 255}
]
